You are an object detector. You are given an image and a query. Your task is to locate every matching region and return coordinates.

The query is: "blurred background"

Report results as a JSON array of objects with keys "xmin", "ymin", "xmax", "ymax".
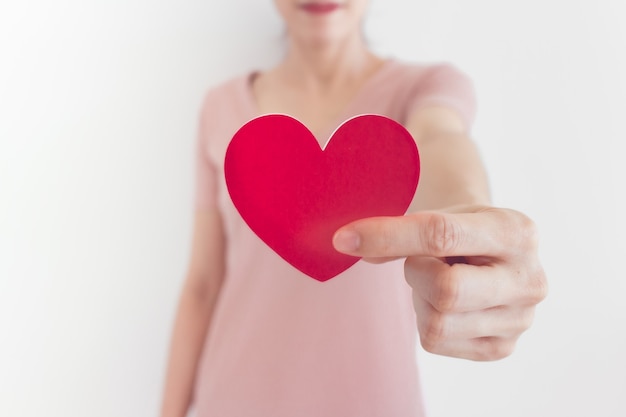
[{"xmin": 1, "ymin": 0, "xmax": 624, "ymax": 416}]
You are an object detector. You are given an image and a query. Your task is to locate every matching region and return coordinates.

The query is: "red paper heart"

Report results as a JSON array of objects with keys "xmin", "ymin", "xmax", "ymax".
[{"xmin": 224, "ymin": 114, "xmax": 420, "ymax": 281}]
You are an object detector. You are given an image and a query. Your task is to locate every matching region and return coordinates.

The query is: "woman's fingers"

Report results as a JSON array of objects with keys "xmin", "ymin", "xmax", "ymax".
[
  {"xmin": 412, "ymin": 294, "xmax": 531, "ymax": 361},
  {"xmin": 405, "ymin": 250, "xmax": 545, "ymax": 361},
  {"xmin": 412, "ymin": 291, "xmax": 536, "ymax": 340},
  {"xmin": 405, "ymin": 255, "xmax": 546, "ymax": 313},
  {"xmin": 333, "ymin": 206, "xmax": 547, "ymax": 361},
  {"xmin": 423, "ymin": 335, "xmax": 521, "ymax": 362}
]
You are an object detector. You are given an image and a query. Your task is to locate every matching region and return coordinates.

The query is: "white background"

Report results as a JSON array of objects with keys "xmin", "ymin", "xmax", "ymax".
[{"xmin": 1, "ymin": 0, "xmax": 625, "ymax": 416}]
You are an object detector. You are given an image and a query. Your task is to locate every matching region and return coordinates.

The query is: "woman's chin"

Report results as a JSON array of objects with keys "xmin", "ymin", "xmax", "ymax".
[{"xmin": 291, "ymin": 27, "xmax": 355, "ymax": 49}]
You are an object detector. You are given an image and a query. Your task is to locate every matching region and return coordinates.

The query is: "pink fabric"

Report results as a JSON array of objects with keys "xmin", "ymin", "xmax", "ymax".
[{"xmin": 192, "ymin": 60, "xmax": 476, "ymax": 417}]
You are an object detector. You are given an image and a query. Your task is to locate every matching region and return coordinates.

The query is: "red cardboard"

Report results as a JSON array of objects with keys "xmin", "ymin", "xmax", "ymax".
[{"xmin": 224, "ymin": 114, "xmax": 420, "ymax": 281}]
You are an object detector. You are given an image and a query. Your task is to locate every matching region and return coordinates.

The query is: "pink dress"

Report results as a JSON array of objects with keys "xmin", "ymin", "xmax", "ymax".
[{"xmin": 192, "ymin": 60, "xmax": 476, "ymax": 417}]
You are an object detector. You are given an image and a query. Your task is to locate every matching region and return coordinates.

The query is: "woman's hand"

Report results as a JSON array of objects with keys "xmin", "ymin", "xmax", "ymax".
[{"xmin": 333, "ymin": 205, "xmax": 547, "ymax": 361}]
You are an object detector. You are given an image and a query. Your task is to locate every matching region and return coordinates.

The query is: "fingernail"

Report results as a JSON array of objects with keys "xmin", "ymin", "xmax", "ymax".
[{"xmin": 333, "ymin": 230, "xmax": 361, "ymax": 253}]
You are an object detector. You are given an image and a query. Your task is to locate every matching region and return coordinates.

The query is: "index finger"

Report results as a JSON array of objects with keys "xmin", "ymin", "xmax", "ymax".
[{"xmin": 332, "ymin": 211, "xmax": 512, "ymax": 259}]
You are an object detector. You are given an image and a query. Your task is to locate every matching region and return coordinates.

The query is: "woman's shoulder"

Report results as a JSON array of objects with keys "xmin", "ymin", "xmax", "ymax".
[
  {"xmin": 377, "ymin": 59, "xmax": 476, "ymax": 127},
  {"xmin": 197, "ymin": 71, "xmax": 259, "ymax": 130},
  {"xmin": 385, "ymin": 59, "xmax": 473, "ymax": 86},
  {"xmin": 201, "ymin": 72, "xmax": 253, "ymax": 109}
]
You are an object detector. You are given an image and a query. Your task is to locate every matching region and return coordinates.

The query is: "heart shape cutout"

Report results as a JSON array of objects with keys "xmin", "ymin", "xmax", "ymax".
[{"xmin": 224, "ymin": 114, "xmax": 420, "ymax": 281}]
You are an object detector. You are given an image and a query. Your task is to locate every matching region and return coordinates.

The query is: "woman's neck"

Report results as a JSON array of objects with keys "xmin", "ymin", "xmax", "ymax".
[{"xmin": 276, "ymin": 34, "xmax": 384, "ymax": 93}]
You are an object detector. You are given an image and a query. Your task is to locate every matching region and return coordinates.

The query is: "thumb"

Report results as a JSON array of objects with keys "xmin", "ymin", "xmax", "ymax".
[{"xmin": 332, "ymin": 211, "xmax": 500, "ymax": 259}]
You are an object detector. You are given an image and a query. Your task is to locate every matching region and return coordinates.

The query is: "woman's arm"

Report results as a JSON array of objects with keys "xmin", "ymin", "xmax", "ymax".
[
  {"xmin": 159, "ymin": 209, "xmax": 226, "ymax": 417},
  {"xmin": 407, "ymin": 105, "xmax": 490, "ymax": 210}
]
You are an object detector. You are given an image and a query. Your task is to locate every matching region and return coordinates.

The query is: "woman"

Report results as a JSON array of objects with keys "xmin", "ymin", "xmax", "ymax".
[{"xmin": 160, "ymin": 1, "xmax": 547, "ymax": 416}]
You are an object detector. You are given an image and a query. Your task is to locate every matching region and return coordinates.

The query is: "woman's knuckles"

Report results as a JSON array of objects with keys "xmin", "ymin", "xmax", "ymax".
[
  {"xmin": 423, "ymin": 212, "xmax": 464, "ymax": 257},
  {"xmin": 425, "ymin": 267, "xmax": 460, "ymax": 313},
  {"xmin": 418, "ymin": 312, "xmax": 448, "ymax": 353},
  {"xmin": 499, "ymin": 209, "xmax": 540, "ymax": 254},
  {"xmin": 529, "ymin": 266, "xmax": 549, "ymax": 304},
  {"xmin": 473, "ymin": 337, "xmax": 517, "ymax": 361}
]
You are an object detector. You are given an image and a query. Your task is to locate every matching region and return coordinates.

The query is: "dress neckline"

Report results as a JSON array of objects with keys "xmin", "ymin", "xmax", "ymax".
[{"xmin": 239, "ymin": 59, "xmax": 397, "ymax": 141}]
